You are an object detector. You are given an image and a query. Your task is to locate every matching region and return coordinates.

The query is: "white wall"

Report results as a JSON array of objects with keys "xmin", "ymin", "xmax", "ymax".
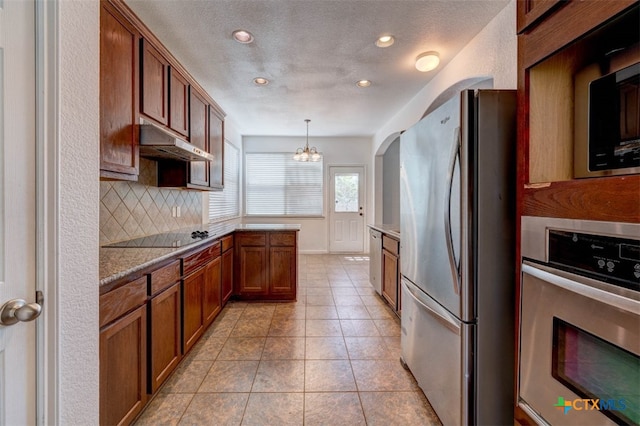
[
  {"xmin": 371, "ymin": 0, "xmax": 517, "ymax": 221},
  {"xmin": 58, "ymin": 0, "xmax": 100, "ymax": 423},
  {"xmin": 243, "ymin": 136, "xmax": 373, "ymax": 253}
]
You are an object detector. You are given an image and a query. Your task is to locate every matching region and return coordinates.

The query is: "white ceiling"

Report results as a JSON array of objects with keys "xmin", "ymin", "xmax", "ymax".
[{"xmin": 125, "ymin": 0, "xmax": 510, "ymax": 137}]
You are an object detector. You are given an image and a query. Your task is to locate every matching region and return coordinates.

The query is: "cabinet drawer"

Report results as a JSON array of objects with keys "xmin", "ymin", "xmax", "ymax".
[
  {"xmin": 221, "ymin": 235, "xmax": 234, "ymax": 252},
  {"xmin": 382, "ymin": 235, "xmax": 399, "ymax": 256},
  {"xmin": 183, "ymin": 242, "xmax": 221, "ymax": 276},
  {"xmin": 270, "ymin": 232, "xmax": 295, "ymax": 247},
  {"xmin": 100, "ymin": 276, "xmax": 147, "ymax": 328},
  {"xmin": 150, "ymin": 260, "xmax": 181, "ymax": 296},
  {"xmin": 236, "ymin": 232, "xmax": 266, "ymax": 246}
]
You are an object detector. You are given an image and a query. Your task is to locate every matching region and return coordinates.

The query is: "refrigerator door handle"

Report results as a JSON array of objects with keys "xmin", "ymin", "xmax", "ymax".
[
  {"xmin": 402, "ymin": 278, "xmax": 461, "ymax": 335},
  {"xmin": 444, "ymin": 127, "xmax": 461, "ymax": 295}
]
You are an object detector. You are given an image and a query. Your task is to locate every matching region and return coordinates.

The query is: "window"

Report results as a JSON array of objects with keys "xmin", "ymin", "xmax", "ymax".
[
  {"xmin": 245, "ymin": 153, "xmax": 323, "ymax": 216},
  {"xmin": 208, "ymin": 141, "xmax": 240, "ymax": 222}
]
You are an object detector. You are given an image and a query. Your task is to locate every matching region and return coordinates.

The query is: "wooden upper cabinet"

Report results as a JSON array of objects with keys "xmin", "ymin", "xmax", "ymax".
[
  {"xmin": 518, "ymin": 0, "xmax": 640, "ymax": 222},
  {"xmin": 169, "ymin": 68, "xmax": 190, "ymax": 137},
  {"xmin": 140, "ymin": 39, "xmax": 169, "ymax": 126},
  {"xmin": 516, "ymin": 0, "xmax": 563, "ymax": 34},
  {"xmin": 189, "ymin": 88, "xmax": 210, "ymax": 188},
  {"xmin": 209, "ymin": 107, "xmax": 224, "ymax": 190},
  {"xmin": 99, "ymin": 1, "xmax": 139, "ymax": 181}
]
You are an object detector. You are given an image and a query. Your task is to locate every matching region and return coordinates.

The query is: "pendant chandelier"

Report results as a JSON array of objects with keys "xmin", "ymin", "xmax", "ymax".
[{"xmin": 293, "ymin": 119, "xmax": 321, "ymax": 162}]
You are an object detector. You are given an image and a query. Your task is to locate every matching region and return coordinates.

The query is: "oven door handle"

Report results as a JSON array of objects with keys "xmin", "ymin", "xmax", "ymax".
[{"xmin": 522, "ymin": 262, "xmax": 639, "ymax": 315}]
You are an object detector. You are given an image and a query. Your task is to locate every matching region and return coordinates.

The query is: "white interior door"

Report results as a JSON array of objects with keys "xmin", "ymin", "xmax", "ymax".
[
  {"xmin": 329, "ymin": 166, "xmax": 365, "ymax": 252},
  {"xmin": 0, "ymin": 0, "xmax": 38, "ymax": 424}
]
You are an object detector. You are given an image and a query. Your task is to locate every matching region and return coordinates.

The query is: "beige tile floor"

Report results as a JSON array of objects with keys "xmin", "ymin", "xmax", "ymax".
[{"xmin": 135, "ymin": 254, "xmax": 441, "ymax": 425}]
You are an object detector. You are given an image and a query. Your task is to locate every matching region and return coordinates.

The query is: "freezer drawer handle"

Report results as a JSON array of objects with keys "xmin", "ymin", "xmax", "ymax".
[{"xmin": 403, "ymin": 279, "xmax": 461, "ymax": 335}]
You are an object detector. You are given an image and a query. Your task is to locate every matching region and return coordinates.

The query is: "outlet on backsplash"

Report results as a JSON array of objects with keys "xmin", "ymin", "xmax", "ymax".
[{"xmin": 100, "ymin": 158, "xmax": 203, "ymax": 246}]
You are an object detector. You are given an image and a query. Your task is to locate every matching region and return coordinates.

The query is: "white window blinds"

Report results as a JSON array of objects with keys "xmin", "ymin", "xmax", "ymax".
[
  {"xmin": 245, "ymin": 153, "xmax": 323, "ymax": 216},
  {"xmin": 208, "ymin": 141, "xmax": 240, "ymax": 222}
]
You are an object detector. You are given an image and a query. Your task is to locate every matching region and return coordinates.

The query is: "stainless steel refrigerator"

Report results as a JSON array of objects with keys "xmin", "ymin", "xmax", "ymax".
[{"xmin": 400, "ymin": 89, "xmax": 516, "ymax": 425}]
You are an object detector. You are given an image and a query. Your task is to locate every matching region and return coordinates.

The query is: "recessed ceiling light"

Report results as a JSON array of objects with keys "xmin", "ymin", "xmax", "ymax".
[
  {"xmin": 253, "ymin": 77, "xmax": 269, "ymax": 86},
  {"xmin": 232, "ymin": 29, "xmax": 254, "ymax": 44},
  {"xmin": 375, "ymin": 35, "xmax": 395, "ymax": 48},
  {"xmin": 415, "ymin": 51, "xmax": 440, "ymax": 72},
  {"xmin": 356, "ymin": 80, "xmax": 371, "ymax": 88}
]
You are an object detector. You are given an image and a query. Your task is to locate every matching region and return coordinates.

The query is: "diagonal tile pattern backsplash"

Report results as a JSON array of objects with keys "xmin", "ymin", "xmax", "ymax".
[{"xmin": 100, "ymin": 159, "xmax": 203, "ymax": 245}]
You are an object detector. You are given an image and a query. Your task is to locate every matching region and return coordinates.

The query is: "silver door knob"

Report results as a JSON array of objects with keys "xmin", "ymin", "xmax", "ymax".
[{"xmin": 0, "ymin": 291, "xmax": 43, "ymax": 326}]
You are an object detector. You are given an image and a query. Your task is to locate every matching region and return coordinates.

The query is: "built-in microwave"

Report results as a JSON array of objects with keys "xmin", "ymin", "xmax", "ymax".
[{"xmin": 574, "ymin": 61, "xmax": 640, "ymax": 178}]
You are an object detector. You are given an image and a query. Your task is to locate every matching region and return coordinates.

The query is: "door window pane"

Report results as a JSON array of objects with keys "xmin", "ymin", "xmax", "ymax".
[{"xmin": 334, "ymin": 173, "xmax": 359, "ymax": 212}]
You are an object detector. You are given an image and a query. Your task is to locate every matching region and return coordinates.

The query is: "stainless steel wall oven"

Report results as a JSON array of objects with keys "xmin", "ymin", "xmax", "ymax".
[{"xmin": 519, "ymin": 216, "xmax": 640, "ymax": 426}]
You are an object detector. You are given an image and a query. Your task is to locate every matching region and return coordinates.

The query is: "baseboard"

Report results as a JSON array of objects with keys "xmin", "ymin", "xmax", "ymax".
[{"xmin": 299, "ymin": 250, "xmax": 329, "ymax": 255}]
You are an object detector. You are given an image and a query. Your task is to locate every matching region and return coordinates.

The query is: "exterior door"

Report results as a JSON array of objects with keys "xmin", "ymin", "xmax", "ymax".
[
  {"xmin": 329, "ymin": 166, "xmax": 365, "ymax": 252},
  {"xmin": 0, "ymin": 0, "xmax": 38, "ymax": 424}
]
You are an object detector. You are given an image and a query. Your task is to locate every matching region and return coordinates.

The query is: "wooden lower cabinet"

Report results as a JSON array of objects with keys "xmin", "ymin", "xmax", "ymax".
[
  {"xmin": 100, "ymin": 305, "xmax": 147, "ymax": 426},
  {"xmin": 149, "ymin": 282, "xmax": 181, "ymax": 393},
  {"xmin": 203, "ymin": 256, "xmax": 222, "ymax": 327},
  {"xmin": 234, "ymin": 231, "xmax": 297, "ymax": 300},
  {"xmin": 382, "ymin": 249, "xmax": 398, "ymax": 309},
  {"xmin": 237, "ymin": 245, "xmax": 268, "ymax": 296},
  {"xmin": 269, "ymin": 246, "xmax": 296, "ymax": 296},
  {"xmin": 182, "ymin": 248, "xmax": 223, "ymax": 353},
  {"xmin": 182, "ymin": 265, "xmax": 205, "ymax": 354},
  {"xmin": 221, "ymin": 246, "xmax": 234, "ymax": 303},
  {"xmin": 381, "ymin": 235, "xmax": 401, "ymax": 314}
]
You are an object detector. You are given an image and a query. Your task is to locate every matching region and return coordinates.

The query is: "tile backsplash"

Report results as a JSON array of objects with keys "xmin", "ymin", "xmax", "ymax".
[{"xmin": 100, "ymin": 159, "xmax": 203, "ymax": 245}]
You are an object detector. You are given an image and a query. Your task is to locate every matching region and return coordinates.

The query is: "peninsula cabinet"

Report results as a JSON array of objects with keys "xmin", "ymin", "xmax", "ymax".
[
  {"xmin": 140, "ymin": 38, "xmax": 169, "ymax": 127},
  {"xmin": 99, "ymin": 1, "xmax": 139, "ymax": 181},
  {"xmin": 99, "ymin": 276, "xmax": 148, "ymax": 426},
  {"xmin": 234, "ymin": 231, "xmax": 297, "ymax": 300}
]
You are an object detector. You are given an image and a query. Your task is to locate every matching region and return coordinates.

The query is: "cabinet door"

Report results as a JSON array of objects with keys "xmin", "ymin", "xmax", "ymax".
[
  {"xmin": 382, "ymin": 249, "xmax": 398, "ymax": 309},
  {"xmin": 189, "ymin": 88, "xmax": 210, "ymax": 187},
  {"xmin": 100, "ymin": 2, "xmax": 139, "ymax": 180},
  {"xmin": 140, "ymin": 39, "xmax": 169, "ymax": 126},
  {"xmin": 236, "ymin": 246, "xmax": 268, "ymax": 295},
  {"xmin": 221, "ymin": 248, "xmax": 234, "ymax": 303},
  {"xmin": 182, "ymin": 267, "xmax": 204, "ymax": 353},
  {"xmin": 169, "ymin": 68, "xmax": 189, "ymax": 137},
  {"xmin": 269, "ymin": 246, "xmax": 296, "ymax": 295},
  {"xmin": 100, "ymin": 305, "xmax": 147, "ymax": 426},
  {"xmin": 149, "ymin": 282, "xmax": 181, "ymax": 394},
  {"xmin": 203, "ymin": 257, "xmax": 222, "ymax": 327},
  {"xmin": 516, "ymin": 0, "xmax": 563, "ymax": 33},
  {"xmin": 209, "ymin": 108, "xmax": 224, "ymax": 189}
]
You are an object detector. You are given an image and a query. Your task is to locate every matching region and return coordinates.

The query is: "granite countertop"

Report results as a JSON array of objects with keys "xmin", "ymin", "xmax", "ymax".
[
  {"xmin": 368, "ymin": 224, "xmax": 401, "ymax": 240},
  {"xmin": 100, "ymin": 222, "xmax": 301, "ymax": 287}
]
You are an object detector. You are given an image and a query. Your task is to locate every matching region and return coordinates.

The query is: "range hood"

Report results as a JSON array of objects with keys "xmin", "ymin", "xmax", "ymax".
[{"xmin": 139, "ymin": 118, "xmax": 214, "ymax": 162}]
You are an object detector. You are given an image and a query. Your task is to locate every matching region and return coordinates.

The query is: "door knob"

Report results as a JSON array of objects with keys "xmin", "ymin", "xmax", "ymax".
[{"xmin": 0, "ymin": 291, "xmax": 44, "ymax": 326}]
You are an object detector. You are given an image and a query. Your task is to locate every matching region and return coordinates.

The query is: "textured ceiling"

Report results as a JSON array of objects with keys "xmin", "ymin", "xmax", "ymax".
[{"xmin": 125, "ymin": 0, "xmax": 510, "ymax": 137}]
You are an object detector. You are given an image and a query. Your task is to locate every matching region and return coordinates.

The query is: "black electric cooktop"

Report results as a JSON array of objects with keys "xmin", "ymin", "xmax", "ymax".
[{"xmin": 103, "ymin": 228, "xmax": 213, "ymax": 248}]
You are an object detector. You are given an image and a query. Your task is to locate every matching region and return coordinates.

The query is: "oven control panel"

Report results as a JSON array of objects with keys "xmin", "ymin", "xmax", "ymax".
[{"xmin": 549, "ymin": 230, "xmax": 640, "ymax": 291}]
